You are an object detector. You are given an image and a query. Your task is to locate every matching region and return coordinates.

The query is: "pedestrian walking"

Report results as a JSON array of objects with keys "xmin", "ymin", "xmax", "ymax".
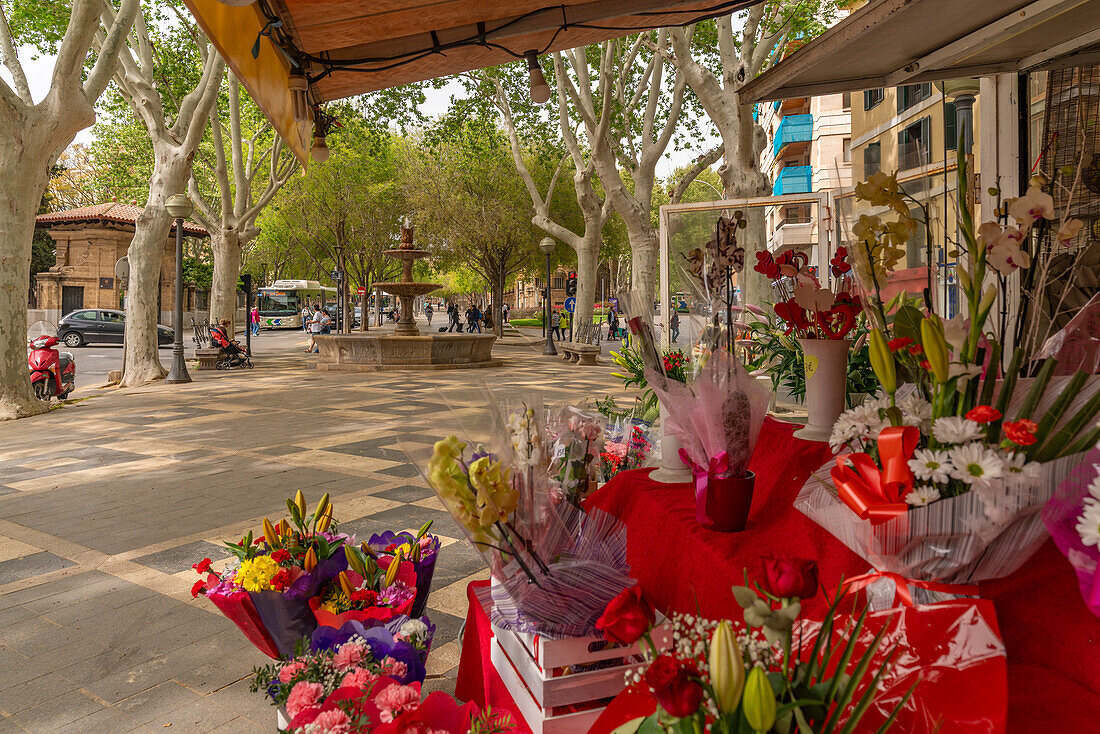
[
  {"xmin": 425, "ymin": 303, "xmax": 434, "ymax": 324},
  {"xmin": 551, "ymin": 311, "xmax": 562, "ymax": 341},
  {"xmin": 447, "ymin": 302, "xmax": 462, "ymax": 333},
  {"xmin": 466, "ymin": 304, "xmax": 482, "ymax": 333},
  {"xmin": 558, "ymin": 310, "xmax": 569, "ymax": 341},
  {"xmin": 250, "ymin": 306, "xmax": 260, "ymax": 336},
  {"xmin": 321, "ymin": 308, "xmax": 333, "ymax": 334},
  {"xmin": 670, "ymin": 309, "xmax": 680, "ymax": 343},
  {"xmin": 502, "ymin": 303, "xmax": 510, "ymax": 322},
  {"xmin": 607, "ymin": 308, "xmax": 620, "ymax": 340},
  {"xmin": 301, "ymin": 304, "xmax": 312, "ymax": 332},
  {"xmin": 305, "ymin": 306, "xmax": 323, "ymax": 352}
]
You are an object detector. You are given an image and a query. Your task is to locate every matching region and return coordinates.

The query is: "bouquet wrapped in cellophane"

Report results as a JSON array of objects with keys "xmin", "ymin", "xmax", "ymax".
[
  {"xmin": 802, "ymin": 158, "xmax": 1100, "ymax": 591},
  {"xmin": 646, "ymin": 349, "xmax": 770, "ymax": 531},
  {"xmin": 546, "ymin": 405, "xmax": 605, "ymax": 506},
  {"xmin": 600, "ymin": 416, "xmax": 657, "ymax": 482},
  {"xmin": 422, "ymin": 392, "xmax": 634, "ymax": 638}
]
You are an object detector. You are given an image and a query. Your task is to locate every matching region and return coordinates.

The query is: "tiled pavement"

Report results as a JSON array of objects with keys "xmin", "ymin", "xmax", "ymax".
[{"xmin": 0, "ymin": 330, "xmax": 632, "ymax": 732}]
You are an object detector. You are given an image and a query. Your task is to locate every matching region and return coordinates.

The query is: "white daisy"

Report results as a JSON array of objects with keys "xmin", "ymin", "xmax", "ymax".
[
  {"xmin": 908, "ymin": 448, "xmax": 952, "ymax": 484},
  {"xmin": 948, "ymin": 443, "xmax": 1005, "ymax": 488},
  {"xmin": 1076, "ymin": 503, "xmax": 1100, "ymax": 548},
  {"xmin": 1087, "ymin": 471, "xmax": 1100, "ymax": 502},
  {"xmin": 897, "ymin": 394, "xmax": 933, "ymax": 433},
  {"xmin": 932, "ymin": 416, "xmax": 985, "ymax": 444},
  {"xmin": 1002, "ymin": 452, "xmax": 1042, "ymax": 483},
  {"xmin": 829, "ymin": 403, "xmax": 886, "ymax": 451},
  {"xmin": 905, "ymin": 485, "xmax": 941, "ymax": 506}
]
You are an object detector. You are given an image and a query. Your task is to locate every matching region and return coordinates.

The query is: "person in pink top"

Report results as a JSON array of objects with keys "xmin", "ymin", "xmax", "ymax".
[{"xmin": 250, "ymin": 306, "xmax": 260, "ymax": 336}]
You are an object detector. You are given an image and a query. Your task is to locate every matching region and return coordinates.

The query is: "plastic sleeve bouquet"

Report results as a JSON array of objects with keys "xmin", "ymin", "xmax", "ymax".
[
  {"xmin": 421, "ymin": 393, "xmax": 635, "ymax": 638},
  {"xmin": 366, "ymin": 526, "xmax": 440, "ymax": 619},
  {"xmin": 192, "ymin": 491, "xmax": 349, "ymax": 658},
  {"xmin": 800, "ymin": 160, "xmax": 1100, "ymax": 587},
  {"xmin": 1043, "ymin": 447, "xmax": 1100, "ymax": 618},
  {"xmin": 547, "ymin": 405, "xmax": 606, "ymax": 506}
]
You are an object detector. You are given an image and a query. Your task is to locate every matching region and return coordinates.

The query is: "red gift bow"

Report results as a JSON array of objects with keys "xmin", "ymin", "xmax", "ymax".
[
  {"xmin": 840, "ymin": 570, "xmax": 979, "ymax": 607},
  {"xmin": 831, "ymin": 425, "xmax": 919, "ymax": 524},
  {"xmin": 679, "ymin": 448, "xmax": 731, "ymax": 526}
]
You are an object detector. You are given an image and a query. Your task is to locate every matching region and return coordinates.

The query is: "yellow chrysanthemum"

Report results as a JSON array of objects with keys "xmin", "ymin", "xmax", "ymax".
[{"xmin": 236, "ymin": 555, "xmax": 280, "ymax": 592}]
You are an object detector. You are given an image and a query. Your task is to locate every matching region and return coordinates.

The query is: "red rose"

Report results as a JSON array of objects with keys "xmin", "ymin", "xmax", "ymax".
[
  {"xmin": 908, "ymin": 344, "xmax": 924, "ymax": 355},
  {"xmin": 1003, "ymin": 419, "xmax": 1038, "ymax": 446},
  {"xmin": 919, "ymin": 359, "xmax": 932, "ymax": 371},
  {"xmin": 645, "ymin": 655, "xmax": 702, "ymax": 718},
  {"xmin": 190, "ymin": 580, "xmax": 206, "ymax": 598},
  {"xmin": 763, "ymin": 557, "xmax": 818, "ymax": 599},
  {"xmin": 350, "ymin": 588, "xmax": 379, "ymax": 605},
  {"xmin": 191, "ymin": 558, "xmax": 213, "ymax": 575},
  {"xmin": 596, "ymin": 585, "xmax": 655, "ymax": 645},
  {"xmin": 270, "ymin": 549, "xmax": 291, "ymax": 564},
  {"xmin": 965, "ymin": 405, "xmax": 1002, "ymax": 424},
  {"xmin": 886, "ymin": 337, "xmax": 912, "ymax": 352}
]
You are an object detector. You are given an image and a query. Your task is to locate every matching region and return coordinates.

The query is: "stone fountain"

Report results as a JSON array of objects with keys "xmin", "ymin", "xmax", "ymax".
[
  {"xmin": 313, "ymin": 225, "xmax": 500, "ymax": 371},
  {"xmin": 376, "ymin": 225, "xmax": 440, "ymax": 336}
]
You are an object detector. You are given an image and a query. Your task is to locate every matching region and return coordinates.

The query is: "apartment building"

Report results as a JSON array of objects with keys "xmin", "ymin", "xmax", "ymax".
[
  {"xmin": 847, "ymin": 83, "xmax": 972, "ymax": 315},
  {"xmin": 758, "ymin": 91, "xmax": 852, "ymax": 262}
]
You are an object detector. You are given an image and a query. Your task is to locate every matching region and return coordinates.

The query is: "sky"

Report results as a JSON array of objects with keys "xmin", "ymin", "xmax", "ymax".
[{"xmin": 3, "ymin": 44, "xmax": 706, "ymax": 182}]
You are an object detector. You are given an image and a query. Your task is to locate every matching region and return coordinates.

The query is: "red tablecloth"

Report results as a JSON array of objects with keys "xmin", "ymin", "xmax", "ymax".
[{"xmin": 455, "ymin": 416, "xmax": 1100, "ymax": 733}]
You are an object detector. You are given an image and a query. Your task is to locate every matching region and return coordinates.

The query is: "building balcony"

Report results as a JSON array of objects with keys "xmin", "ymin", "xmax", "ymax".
[
  {"xmin": 772, "ymin": 166, "xmax": 812, "ymax": 196},
  {"xmin": 772, "ymin": 221, "xmax": 814, "ymax": 252},
  {"xmin": 773, "ymin": 114, "xmax": 813, "ymax": 158}
]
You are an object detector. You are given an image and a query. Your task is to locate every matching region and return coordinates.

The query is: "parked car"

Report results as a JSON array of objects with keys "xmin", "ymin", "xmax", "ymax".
[{"xmin": 57, "ymin": 309, "xmax": 173, "ymax": 347}]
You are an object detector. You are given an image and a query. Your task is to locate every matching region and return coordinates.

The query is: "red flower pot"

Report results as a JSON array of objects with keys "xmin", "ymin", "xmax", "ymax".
[{"xmin": 698, "ymin": 471, "xmax": 755, "ymax": 532}]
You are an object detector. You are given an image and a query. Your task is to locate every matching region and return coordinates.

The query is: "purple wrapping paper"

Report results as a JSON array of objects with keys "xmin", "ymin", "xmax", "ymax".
[
  {"xmin": 368, "ymin": 532, "xmax": 440, "ymax": 618},
  {"xmin": 251, "ymin": 551, "xmax": 348, "ymax": 658}
]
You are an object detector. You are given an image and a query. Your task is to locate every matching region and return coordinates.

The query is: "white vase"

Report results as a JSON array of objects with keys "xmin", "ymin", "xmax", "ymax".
[
  {"xmin": 649, "ymin": 402, "xmax": 693, "ymax": 484},
  {"xmin": 795, "ymin": 338, "xmax": 851, "ymax": 442}
]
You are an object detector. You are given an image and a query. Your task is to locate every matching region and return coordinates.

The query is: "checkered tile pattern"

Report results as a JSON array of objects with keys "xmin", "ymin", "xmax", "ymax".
[{"xmin": 0, "ymin": 338, "xmax": 631, "ymax": 732}]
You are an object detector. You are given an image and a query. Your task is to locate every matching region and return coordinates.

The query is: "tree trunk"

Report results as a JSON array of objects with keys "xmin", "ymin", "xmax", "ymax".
[
  {"xmin": 359, "ymin": 290, "xmax": 367, "ymax": 332},
  {"xmin": 0, "ymin": 151, "xmax": 51, "ymax": 419},
  {"xmin": 574, "ymin": 239, "xmax": 599, "ymax": 325},
  {"xmin": 122, "ymin": 154, "xmax": 190, "ymax": 386},
  {"xmin": 628, "ymin": 226, "xmax": 659, "ymax": 310},
  {"xmin": 209, "ymin": 227, "xmax": 241, "ymax": 333},
  {"xmin": 721, "ymin": 164, "xmax": 771, "ymax": 310}
]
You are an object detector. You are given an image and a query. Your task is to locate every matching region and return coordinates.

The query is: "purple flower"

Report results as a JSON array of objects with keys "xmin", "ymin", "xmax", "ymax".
[
  {"xmin": 367, "ymin": 532, "xmax": 441, "ymax": 618},
  {"xmin": 309, "ymin": 617, "xmax": 429, "ymax": 685}
]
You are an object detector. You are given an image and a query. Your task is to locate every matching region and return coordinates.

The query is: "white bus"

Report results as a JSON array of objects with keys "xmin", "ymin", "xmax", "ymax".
[{"xmin": 256, "ymin": 280, "xmax": 337, "ymax": 328}]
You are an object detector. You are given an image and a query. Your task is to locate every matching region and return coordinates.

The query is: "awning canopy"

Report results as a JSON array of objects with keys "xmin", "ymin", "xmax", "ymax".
[
  {"xmin": 185, "ymin": 0, "xmax": 763, "ymax": 162},
  {"xmin": 740, "ymin": 0, "xmax": 1100, "ymax": 103}
]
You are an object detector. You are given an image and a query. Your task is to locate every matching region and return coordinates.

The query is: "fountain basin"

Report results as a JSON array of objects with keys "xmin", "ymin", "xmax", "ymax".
[{"xmin": 313, "ymin": 332, "xmax": 501, "ymax": 371}]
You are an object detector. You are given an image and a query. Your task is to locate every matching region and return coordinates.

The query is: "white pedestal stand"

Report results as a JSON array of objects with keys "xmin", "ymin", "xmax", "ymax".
[{"xmin": 649, "ymin": 403, "xmax": 692, "ymax": 483}]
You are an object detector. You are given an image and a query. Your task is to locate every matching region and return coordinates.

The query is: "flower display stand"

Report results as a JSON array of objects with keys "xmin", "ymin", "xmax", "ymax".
[
  {"xmin": 649, "ymin": 403, "xmax": 692, "ymax": 483},
  {"xmin": 795, "ymin": 338, "xmax": 851, "ymax": 442}
]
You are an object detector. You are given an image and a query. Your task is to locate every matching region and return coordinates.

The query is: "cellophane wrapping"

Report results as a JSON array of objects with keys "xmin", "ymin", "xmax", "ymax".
[
  {"xmin": 546, "ymin": 405, "xmax": 606, "ymax": 505},
  {"xmin": 796, "ymin": 451, "xmax": 1087, "ymax": 584},
  {"xmin": 794, "ymin": 599, "xmax": 1007, "ymax": 733},
  {"xmin": 647, "ymin": 349, "xmax": 769, "ymax": 476},
  {"xmin": 1042, "ymin": 447, "xmax": 1100, "ymax": 617}
]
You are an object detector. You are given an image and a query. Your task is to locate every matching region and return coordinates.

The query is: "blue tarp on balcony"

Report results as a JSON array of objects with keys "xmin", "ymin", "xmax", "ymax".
[
  {"xmin": 772, "ymin": 166, "xmax": 811, "ymax": 196},
  {"xmin": 772, "ymin": 113, "xmax": 812, "ymax": 158}
]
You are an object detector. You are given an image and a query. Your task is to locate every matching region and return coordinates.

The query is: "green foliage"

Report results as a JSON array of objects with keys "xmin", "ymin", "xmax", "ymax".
[{"xmin": 182, "ymin": 255, "xmax": 212, "ymax": 289}]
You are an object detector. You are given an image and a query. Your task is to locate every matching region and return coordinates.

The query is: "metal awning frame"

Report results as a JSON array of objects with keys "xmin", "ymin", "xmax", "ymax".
[{"xmin": 741, "ymin": 0, "xmax": 1100, "ymax": 102}]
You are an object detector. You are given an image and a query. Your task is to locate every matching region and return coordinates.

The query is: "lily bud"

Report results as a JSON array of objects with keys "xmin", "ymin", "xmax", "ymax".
[
  {"xmin": 410, "ymin": 543, "xmax": 422, "ymax": 562},
  {"xmin": 868, "ymin": 328, "xmax": 897, "ymax": 395},
  {"xmin": 957, "ymin": 263, "xmax": 971, "ymax": 293},
  {"xmin": 979, "ymin": 285, "xmax": 998, "ymax": 315},
  {"xmin": 294, "ymin": 490, "xmax": 307, "ymax": 518},
  {"xmin": 360, "ymin": 542, "xmax": 378, "ymax": 559},
  {"xmin": 383, "ymin": 548, "xmax": 403, "ymax": 587},
  {"xmin": 709, "ymin": 620, "xmax": 745, "ymax": 714},
  {"xmin": 317, "ymin": 505, "xmax": 333, "ymax": 533},
  {"xmin": 345, "ymin": 547, "xmax": 366, "ymax": 577},
  {"xmin": 304, "ymin": 547, "xmax": 318, "ymax": 572},
  {"xmin": 262, "ymin": 518, "xmax": 279, "ymax": 549},
  {"xmin": 743, "ymin": 667, "xmax": 777, "ymax": 734},
  {"xmin": 338, "ymin": 571, "xmax": 356, "ymax": 598},
  {"xmin": 920, "ymin": 317, "xmax": 950, "ymax": 383},
  {"xmin": 312, "ymin": 493, "xmax": 330, "ymax": 530},
  {"xmin": 416, "ymin": 520, "xmax": 434, "ymax": 539},
  {"xmin": 278, "ymin": 520, "xmax": 290, "ymax": 538}
]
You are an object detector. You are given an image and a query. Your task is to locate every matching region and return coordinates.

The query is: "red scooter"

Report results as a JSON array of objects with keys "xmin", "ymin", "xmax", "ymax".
[{"xmin": 28, "ymin": 335, "xmax": 75, "ymax": 401}]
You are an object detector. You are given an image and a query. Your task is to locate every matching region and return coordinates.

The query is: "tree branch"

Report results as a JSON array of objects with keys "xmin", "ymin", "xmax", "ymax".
[
  {"xmin": 670, "ymin": 145, "xmax": 723, "ymax": 204},
  {"xmin": 0, "ymin": 2, "xmax": 31, "ymax": 104}
]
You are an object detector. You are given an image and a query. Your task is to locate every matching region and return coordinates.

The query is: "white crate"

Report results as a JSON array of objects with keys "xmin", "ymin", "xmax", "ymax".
[{"xmin": 477, "ymin": 584, "xmax": 667, "ymax": 734}]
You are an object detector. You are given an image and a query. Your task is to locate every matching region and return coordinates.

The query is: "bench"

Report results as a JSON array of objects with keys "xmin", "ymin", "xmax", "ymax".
[
  {"xmin": 191, "ymin": 318, "xmax": 221, "ymax": 370},
  {"xmin": 559, "ymin": 320, "xmax": 603, "ymax": 365}
]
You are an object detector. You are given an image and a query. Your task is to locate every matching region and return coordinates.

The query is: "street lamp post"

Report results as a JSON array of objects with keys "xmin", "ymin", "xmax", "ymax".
[
  {"xmin": 538, "ymin": 236, "xmax": 557, "ymax": 355},
  {"xmin": 164, "ymin": 193, "xmax": 193, "ymax": 384}
]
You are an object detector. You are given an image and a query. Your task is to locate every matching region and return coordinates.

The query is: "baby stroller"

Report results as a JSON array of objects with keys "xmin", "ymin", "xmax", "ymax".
[{"xmin": 210, "ymin": 325, "xmax": 253, "ymax": 370}]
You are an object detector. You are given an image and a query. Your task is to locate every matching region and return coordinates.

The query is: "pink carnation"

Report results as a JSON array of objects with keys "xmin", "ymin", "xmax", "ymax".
[
  {"xmin": 310, "ymin": 708, "xmax": 352, "ymax": 733},
  {"xmin": 332, "ymin": 642, "xmax": 366, "ymax": 669},
  {"xmin": 378, "ymin": 657, "xmax": 408, "ymax": 680},
  {"xmin": 278, "ymin": 660, "xmax": 306, "ymax": 684},
  {"xmin": 374, "ymin": 682, "xmax": 420, "ymax": 723},
  {"xmin": 286, "ymin": 681, "xmax": 325, "ymax": 718},
  {"xmin": 340, "ymin": 667, "xmax": 378, "ymax": 690}
]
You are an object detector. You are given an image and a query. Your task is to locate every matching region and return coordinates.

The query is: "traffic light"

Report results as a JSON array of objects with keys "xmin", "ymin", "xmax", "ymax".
[{"xmin": 565, "ymin": 271, "xmax": 577, "ymax": 297}]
